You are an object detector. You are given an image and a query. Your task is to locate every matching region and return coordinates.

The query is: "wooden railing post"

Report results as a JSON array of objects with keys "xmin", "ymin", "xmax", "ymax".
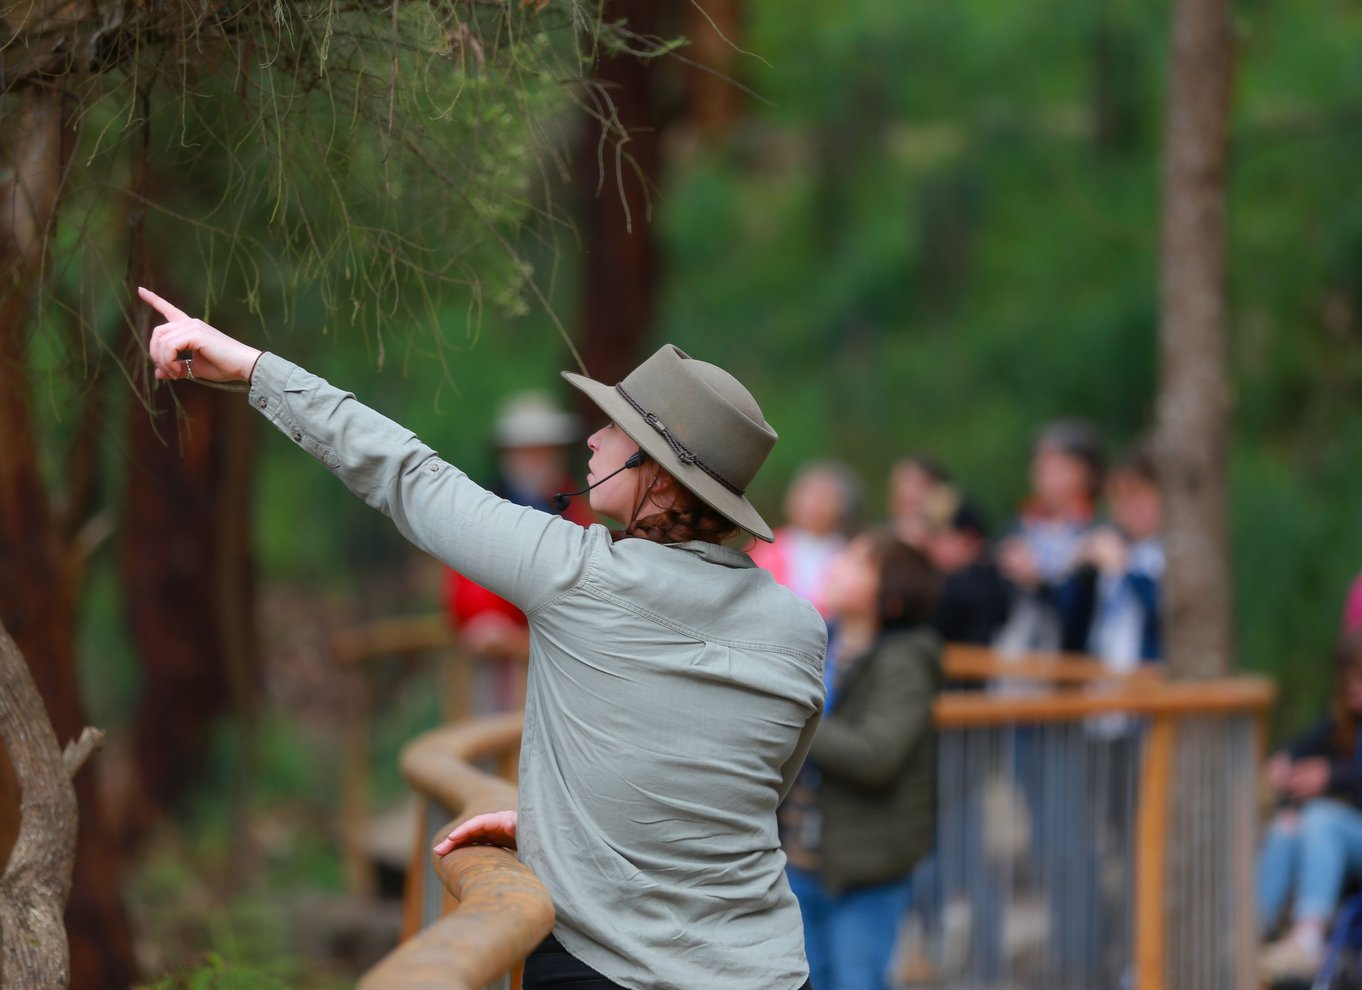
[{"xmin": 1135, "ymin": 714, "xmax": 1176, "ymax": 990}]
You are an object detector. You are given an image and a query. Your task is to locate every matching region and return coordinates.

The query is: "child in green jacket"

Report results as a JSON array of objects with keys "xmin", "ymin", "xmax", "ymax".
[{"xmin": 781, "ymin": 530, "xmax": 943, "ymax": 990}]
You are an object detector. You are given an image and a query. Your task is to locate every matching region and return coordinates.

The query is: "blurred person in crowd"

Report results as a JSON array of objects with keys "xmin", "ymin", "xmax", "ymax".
[
  {"xmin": 443, "ymin": 393, "xmax": 593, "ymax": 673},
  {"xmin": 1041, "ymin": 448, "xmax": 1166, "ymax": 982},
  {"xmin": 923, "ymin": 488, "xmax": 1013, "ymax": 648},
  {"xmin": 1257, "ymin": 630, "xmax": 1362, "ymax": 983},
  {"xmin": 781, "ymin": 531, "xmax": 942, "ymax": 990},
  {"xmin": 995, "ymin": 420, "xmax": 1105, "ymax": 653},
  {"xmin": 989, "ymin": 423, "xmax": 1107, "ymax": 974},
  {"xmin": 888, "ymin": 455, "xmax": 952, "ymax": 548},
  {"xmin": 1345, "ymin": 573, "xmax": 1362, "ymax": 634},
  {"xmin": 1080, "ymin": 446, "xmax": 1164, "ymax": 668},
  {"xmin": 750, "ymin": 461, "xmax": 862, "ymax": 618}
]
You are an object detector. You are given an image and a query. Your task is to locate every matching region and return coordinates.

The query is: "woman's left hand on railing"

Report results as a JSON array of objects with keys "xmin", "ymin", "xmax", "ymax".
[{"xmin": 434, "ymin": 810, "xmax": 518, "ymax": 856}]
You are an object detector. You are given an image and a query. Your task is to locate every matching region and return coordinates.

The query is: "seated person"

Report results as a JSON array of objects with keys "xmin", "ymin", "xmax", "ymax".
[{"xmin": 1258, "ymin": 629, "xmax": 1362, "ymax": 982}]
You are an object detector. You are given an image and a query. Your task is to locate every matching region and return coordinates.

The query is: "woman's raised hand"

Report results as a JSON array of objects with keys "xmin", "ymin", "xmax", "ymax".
[
  {"xmin": 433, "ymin": 810, "xmax": 518, "ymax": 856},
  {"xmin": 139, "ymin": 286, "xmax": 263, "ymax": 384}
]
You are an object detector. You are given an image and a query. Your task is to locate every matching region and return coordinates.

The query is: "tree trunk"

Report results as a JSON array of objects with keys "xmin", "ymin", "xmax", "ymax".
[
  {"xmin": 1155, "ymin": 2, "xmax": 1239, "ymax": 987},
  {"xmin": 0, "ymin": 620, "xmax": 79, "ymax": 988},
  {"xmin": 572, "ymin": 0, "xmax": 663, "ymax": 393},
  {"xmin": 1155, "ymin": 0, "xmax": 1235, "ymax": 681},
  {"xmin": 114, "ymin": 377, "xmax": 259, "ymax": 848},
  {"xmin": 0, "ymin": 86, "xmax": 140, "ymax": 990},
  {"xmin": 682, "ymin": 0, "xmax": 745, "ymax": 141}
]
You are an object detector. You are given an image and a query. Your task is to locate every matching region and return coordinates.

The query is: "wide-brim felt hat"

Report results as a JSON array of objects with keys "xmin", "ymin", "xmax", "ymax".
[{"xmin": 563, "ymin": 345, "xmax": 777, "ymax": 542}]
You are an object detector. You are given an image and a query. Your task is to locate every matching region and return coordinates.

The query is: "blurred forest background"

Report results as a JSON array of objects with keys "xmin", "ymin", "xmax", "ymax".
[{"xmin": 3, "ymin": 0, "xmax": 1361, "ymax": 986}]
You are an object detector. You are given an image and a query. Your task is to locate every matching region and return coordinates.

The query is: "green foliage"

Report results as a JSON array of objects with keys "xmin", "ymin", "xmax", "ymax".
[
  {"xmin": 641, "ymin": 0, "xmax": 1362, "ymax": 739},
  {"xmin": 140, "ymin": 953, "xmax": 292, "ymax": 990},
  {"xmin": 21, "ymin": 0, "xmax": 603, "ymax": 404},
  {"xmin": 124, "ymin": 699, "xmax": 410, "ymax": 986}
]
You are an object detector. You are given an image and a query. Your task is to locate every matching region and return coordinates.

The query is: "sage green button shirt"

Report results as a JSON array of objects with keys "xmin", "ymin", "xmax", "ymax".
[{"xmin": 249, "ymin": 354, "xmax": 828, "ymax": 990}]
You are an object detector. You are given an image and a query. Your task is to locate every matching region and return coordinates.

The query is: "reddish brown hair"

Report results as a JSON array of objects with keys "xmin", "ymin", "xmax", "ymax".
[
  {"xmin": 860, "ymin": 529, "xmax": 940, "ymax": 631},
  {"xmin": 612, "ymin": 461, "xmax": 738, "ymax": 546}
]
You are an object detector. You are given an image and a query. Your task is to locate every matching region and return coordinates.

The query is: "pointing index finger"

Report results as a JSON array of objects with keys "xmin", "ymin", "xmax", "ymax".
[{"xmin": 138, "ymin": 286, "xmax": 190, "ymax": 323}]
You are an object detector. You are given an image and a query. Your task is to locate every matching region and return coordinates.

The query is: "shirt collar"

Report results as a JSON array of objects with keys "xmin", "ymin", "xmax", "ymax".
[{"xmin": 666, "ymin": 541, "xmax": 757, "ymax": 569}]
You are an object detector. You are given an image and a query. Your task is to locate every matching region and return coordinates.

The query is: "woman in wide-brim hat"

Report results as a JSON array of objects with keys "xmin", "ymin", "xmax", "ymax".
[{"xmin": 141, "ymin": 287, "xmax": 827, "ymax": 990}]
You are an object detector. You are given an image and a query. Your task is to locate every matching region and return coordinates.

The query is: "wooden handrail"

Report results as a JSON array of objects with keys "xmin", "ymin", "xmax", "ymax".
[
  {"xmin": 330, "ymin": 614, "xmax": 456, "ymax": 666},
  {"xmin": 399, "ymin": 713, "xmax": 525, "ymax": 813},
  {"xmin": 934, "ymin": 675, "xmax": 1274, "ymax": 727},
  {"xmin": 332, "ymin": 613, "xmax": 528, "ymax": 897},
  {"xmin": 359, "ymin": 846, "xmax": 554, "ymax": 990},
  {"xmin": 943, "ymin": 644, "xmax": 1163, "ymax": 684},
  {"xmin": 359, "ymin": 713, "xmax": 552, "ymax": 990},
  {"xmin": 328, "ymin": 614, "xmax": 1158, "ymax": 684}
]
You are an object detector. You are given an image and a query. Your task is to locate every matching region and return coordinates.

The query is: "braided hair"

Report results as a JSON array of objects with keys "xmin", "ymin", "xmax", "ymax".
[{"xmin": 613, "ymin": 462, "xmax": 738, "ymax": 546}]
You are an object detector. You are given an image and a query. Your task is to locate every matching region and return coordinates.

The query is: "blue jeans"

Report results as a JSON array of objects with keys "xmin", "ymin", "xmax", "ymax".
[
  {"xmin": 787, "ymin": 866, "xmax": 912, "ymax": 990},
  {"xmin": 1258, "ymin": 799, "xmax": 1362, "ymax": 930}
]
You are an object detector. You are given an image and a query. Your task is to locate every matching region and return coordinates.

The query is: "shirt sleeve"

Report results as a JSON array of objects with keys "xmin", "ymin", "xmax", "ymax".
[
  {"xmin": 777, "ymin": 708, "xmax": 822, "ymax": 803},
  {"xmin": 248, "ymin": 353, "xmax": 598, "ymax": 613}
]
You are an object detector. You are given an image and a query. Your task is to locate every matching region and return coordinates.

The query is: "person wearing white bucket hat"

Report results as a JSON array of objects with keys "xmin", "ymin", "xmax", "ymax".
[
  {"xmin": 441, "ymin": 391, "xmax": 594, "ymax": 674},
  {"xmin": 141, "ymin": 287, "xmax": 827, "ymax": 990}
]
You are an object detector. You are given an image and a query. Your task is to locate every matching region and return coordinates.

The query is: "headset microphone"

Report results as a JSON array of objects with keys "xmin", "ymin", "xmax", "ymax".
[{"xmin": 552, "ymin": 451, "xmax": 646, "ymax": 512}]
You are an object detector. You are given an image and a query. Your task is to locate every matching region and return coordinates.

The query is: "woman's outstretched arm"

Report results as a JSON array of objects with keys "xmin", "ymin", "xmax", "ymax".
[{"xmin": 142, "ymin": 288, "xmax": 599, "ymax": 612}]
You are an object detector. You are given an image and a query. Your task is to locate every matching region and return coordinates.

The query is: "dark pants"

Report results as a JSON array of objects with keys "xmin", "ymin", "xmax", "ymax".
[{"xmin": 524, "ymin": 934, "xmax": 815, "ymax": 990}]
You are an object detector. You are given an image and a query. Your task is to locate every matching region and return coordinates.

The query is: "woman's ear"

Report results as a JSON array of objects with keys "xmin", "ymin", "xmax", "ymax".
[
  {"xmin": 631, "ymin": 462, "xmax": 673, "ymax": 508},
  {"xmin": 649, "ymin": 466, "xmax": 679, "ymax": 495}
]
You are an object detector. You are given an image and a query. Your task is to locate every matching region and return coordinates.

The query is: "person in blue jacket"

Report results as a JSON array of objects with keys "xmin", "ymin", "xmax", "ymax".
[{"xmin": 1080, "ymin": 446, "xmax": 1163, "ymax": 668}]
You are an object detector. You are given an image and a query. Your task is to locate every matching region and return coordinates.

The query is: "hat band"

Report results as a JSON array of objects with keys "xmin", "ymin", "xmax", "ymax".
[{"xmin": 614, "ymin": 383, "xmax": 746, "ymax": 497}]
